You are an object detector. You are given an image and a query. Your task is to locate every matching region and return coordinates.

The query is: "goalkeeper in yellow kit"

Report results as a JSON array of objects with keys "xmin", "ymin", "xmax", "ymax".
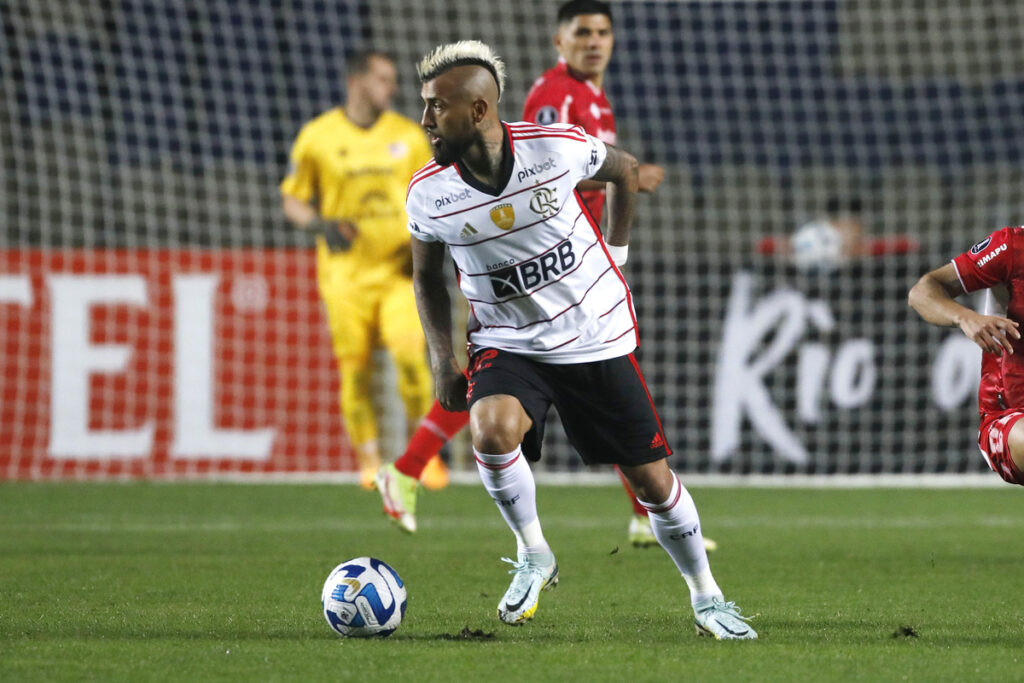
[{"xmin": 281, "ymin": 51, "xmax": 439, "ymax": 489}]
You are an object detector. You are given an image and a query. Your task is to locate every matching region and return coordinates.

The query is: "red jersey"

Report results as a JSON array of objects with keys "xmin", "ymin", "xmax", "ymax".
[
  {"xmin": 952, "ymin": 226, "xmax": 1024, "ymax": 415},
  {"xmin": 522, "ymin": 59, "xmax": 617, "ymax": 223}
]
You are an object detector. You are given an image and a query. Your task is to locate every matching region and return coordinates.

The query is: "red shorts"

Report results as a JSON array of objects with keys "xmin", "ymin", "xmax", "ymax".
[{"xmin": 978, "ymin": 409, "xmax": 1024, "ymax": 485}]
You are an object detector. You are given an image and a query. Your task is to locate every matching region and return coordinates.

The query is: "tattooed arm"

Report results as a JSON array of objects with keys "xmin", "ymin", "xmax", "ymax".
[
  {"xmin": 412, "ymin": 237, "xmax": 467, "ymax": 411},
  {"xmin": 590, "ymin": 144, "xmax": 639, "ymax": 248}
]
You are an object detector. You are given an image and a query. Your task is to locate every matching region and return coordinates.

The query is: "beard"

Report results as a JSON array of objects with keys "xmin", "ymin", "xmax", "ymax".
[{"xmin": 430, "ymin": 134, "xmax": 472, "ymax": 166}]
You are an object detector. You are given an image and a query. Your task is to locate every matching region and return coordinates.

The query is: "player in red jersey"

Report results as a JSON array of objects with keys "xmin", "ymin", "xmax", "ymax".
[
  {"xmin": 377, "ymin": 1, "xmax": 696, "ymax": 550},
  {"xmin": 522, "ymin": 0, "xmax": 665, "ymax": 222},
  {"xmin": 909, "ymin": 226, "xmax": 1024, "ymax": 484}
]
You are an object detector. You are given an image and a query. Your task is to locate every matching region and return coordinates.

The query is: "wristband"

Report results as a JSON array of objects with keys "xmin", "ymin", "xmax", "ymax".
[{"xmin": 607, "ymin": 244, "xmax": 628, "ymax": 266}]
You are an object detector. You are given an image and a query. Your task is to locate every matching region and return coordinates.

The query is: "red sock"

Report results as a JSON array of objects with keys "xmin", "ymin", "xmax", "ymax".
[
  {"xmin": 395, "ymin": 401, "xmax": 470, "ymax": 479},
  {"xmin": 615, "ymin": 465, "xmax": 649, "ymax": 517}
]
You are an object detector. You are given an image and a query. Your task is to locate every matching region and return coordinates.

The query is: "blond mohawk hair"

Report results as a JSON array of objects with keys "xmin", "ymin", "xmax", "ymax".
[{"xmin": 416, "ymin": 40, "xmax": 507, "ymax": 101}]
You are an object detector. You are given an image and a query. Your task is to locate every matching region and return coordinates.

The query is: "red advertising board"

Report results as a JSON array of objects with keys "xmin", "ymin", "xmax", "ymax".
[{"xmin": 0, "ymin": 249, "xmax": 353, "ymax": 478}]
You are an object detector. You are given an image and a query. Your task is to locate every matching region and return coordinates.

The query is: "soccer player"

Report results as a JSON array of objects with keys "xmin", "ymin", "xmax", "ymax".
[
  {"xmin": 377, "ymin": 1, "xmax": 713, "ymax": 551},
  {"xmin": 280, "ymin": 51, "xmax": 442, "ymax": 490},
  {"xmin": 523, "ymin": 0, "xmax": 665, "ymax": 215},
  {"xmin": 404, "ymin": 40, "xmax": 756, "ymax": 639},
  {"xmin": 908, "ymin": 227, "xmax": 1024, "ymax": 484}
]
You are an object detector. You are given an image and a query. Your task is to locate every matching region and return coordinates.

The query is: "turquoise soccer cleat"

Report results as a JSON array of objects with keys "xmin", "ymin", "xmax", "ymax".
[
  {"xmin": 693, "ymin": 596, "xmax": 758, "ymax": 640},
  {"xmin": 496, "ymin": 552, "xmax": 559, "ymax": 625}
]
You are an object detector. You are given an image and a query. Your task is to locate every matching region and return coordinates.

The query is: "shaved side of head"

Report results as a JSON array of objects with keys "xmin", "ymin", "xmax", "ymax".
[{"xmin": 417, "ymin": 40, "xmax": 506, "ymax": 100}]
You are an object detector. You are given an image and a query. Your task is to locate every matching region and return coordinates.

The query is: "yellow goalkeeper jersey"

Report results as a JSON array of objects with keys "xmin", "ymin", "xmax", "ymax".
[{"xmin": 280, "ymin": 108, "xmax": 432, "ymax": 286}]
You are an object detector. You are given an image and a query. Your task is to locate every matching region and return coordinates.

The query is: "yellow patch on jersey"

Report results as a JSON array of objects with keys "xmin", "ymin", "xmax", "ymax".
[{"xmin": 490, "ymin": 203, "xmax": 515, "ymax": 230}]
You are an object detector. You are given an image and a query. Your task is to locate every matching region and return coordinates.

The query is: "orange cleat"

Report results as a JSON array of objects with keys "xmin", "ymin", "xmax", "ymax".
[
  {"xmin": 420, "ymin": 455, "xmax": 450, "ymax": 491},
  {"xmin": 360, "ymin": 465, "xmax": 379, "ymax": 491}
]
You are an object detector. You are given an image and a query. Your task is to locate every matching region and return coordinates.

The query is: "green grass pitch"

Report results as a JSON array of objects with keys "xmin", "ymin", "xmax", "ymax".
[{"xmin": 2, "ymin": 481, "xmax": 1023, "ymax": 681}]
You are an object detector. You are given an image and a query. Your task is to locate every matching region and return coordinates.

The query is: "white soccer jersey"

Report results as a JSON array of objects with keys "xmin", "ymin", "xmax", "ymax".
[{"xmin": 406, "ymin": 121, "xmax": 638, "ymax": 364}]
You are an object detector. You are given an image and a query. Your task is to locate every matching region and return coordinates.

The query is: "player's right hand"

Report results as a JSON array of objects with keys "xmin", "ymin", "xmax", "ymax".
[
  {"xmin": 323, "ymin": 221, "xmax": 357, "ymax": 252},
  {"xmin": 959, "ymin": 312, "xmax": 1021, "ymax": 356},
  {"xmin": 637, "ymin": 163, "xmax": 665, "ymax": 193},
  {"xmin": 435, "ymin": 365, "xmax": 468, "ymax": 412}
]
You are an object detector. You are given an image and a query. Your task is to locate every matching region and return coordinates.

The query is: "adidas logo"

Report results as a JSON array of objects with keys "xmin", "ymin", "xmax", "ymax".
[
  {"xmin": 649, "ymin": 433, "xmax": 665, "ymax": 450},
  {"xmin": 460, "ymin": 222, "xmax": 478, "ymax": 238}
]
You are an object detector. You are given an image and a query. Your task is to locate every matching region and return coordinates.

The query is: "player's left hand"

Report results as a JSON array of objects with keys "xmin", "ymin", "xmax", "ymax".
[
  {"xmin": 958, "ymin": 311, "xmax": 1021, "ymax": 356},
  {"xmin": 637, "ymin": 163, "xmax": 665, "ymax": 193},
  {"xmin": 323, "ymin": 220, "xmax": 358, "ymax": 253}
]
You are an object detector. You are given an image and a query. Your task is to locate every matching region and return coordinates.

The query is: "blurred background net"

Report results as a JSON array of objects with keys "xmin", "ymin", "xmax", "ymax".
[{"xmin": 2, "ymin": 0, "xmax": 1022, "ymax": 478}]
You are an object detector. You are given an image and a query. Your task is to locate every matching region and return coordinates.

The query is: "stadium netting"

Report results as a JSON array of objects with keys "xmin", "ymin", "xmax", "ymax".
[{"xmin": 2, "ymin": 0, "xmax": 1023, "ymax": 479}]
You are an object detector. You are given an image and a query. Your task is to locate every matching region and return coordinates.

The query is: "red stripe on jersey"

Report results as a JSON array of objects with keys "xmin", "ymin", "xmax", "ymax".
[
  {"xmin": 430, "ymin": 170, "xmax": 571, "ymax": 219},
  {"xmin": 409, "ymin": 162, "xmax": 441, "ymax": 186},
  {"xmin": 598, "ymin": 297, "xmax": 626, "ymax": 318},
  {"xmin": 411, "ymin": 160, "xmax": 440, "ymax": 181},
  {"xmin": 627, "ymin": 352, "xmax": 672, "ymax": 458},
  {"xmin": 576, "ymin": 190, "xmax": 639, "ymax": 348},
  {"xmin": 508, "ymin": 123, "xmax": 586, "ymax": 139},
  {"xmin": 603, "ymin": 326, "xmax": 635, "ymax": 344},
  {"xmin": 475, "ymin": 266, "xmax": 615, "ymax": 331},
  {"xmin": 508, "ymin": 122, "xmax": 586, "ymax": 138},
  {"xmin": 458, "ymin": 216, "xmax": 585, "ymax": 276},
  {"xmin": 512, "ymin": 133, "xmax": 588, "ymax": 144},
  {"xmin": 449, "ymin": 203, "xmax": 570, "ymax": 248},
  {"xmin": 407, "ymin": 164, "xmax": 446, "ymax": 198},
  {"xmin": 508, "ymin": 125, "xmax": 586, "ymax": 139},
  {"xmin": 545, "ymin": 334, "xmax": 582, "ymax": 351}
]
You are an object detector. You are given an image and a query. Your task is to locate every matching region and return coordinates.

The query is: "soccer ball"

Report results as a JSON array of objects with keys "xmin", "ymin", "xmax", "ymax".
[
  {"xmin": 321, "ymin": 557, "xmax": 407, "ymax": 638},
  {"xmin": 791, "ymin": 220, "xmax": 843, "ymax": 272}
]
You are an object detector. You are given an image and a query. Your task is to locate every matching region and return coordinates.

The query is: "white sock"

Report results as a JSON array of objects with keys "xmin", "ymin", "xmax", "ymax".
[
  {"xmin": 638, "ymin": 473, "xmax": 721, "ymax": 606},
  {"xmin": 474, "ymin": 446, "xmax": 550, "ymax": 558}
]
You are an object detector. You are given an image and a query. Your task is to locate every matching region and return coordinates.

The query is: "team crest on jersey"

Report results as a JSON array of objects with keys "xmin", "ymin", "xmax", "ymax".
[
  {"xmin": 490, "ymin": 203, "xmax": 515, "ymax": 230},
  {"xmin": 388, "ymin": 142, "xmax": 408, "ymax": 158},
  {"xmin": 535, "ymin": 106, "xmax": 558, "ymax": 125},
  {"xmin": 529, "ymin": 187, "xmax": 559, "ymax": 217},
  {"xmin": 970, "ymin": 237, "xmax": 992, "ymax": 255}
]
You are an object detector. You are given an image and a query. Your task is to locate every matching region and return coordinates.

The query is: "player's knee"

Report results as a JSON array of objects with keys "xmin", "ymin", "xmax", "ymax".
[
  {"xmin": 338, "ymin": 358, "xmax": 372, "ymax": 402},
  {"xmin": 470, "ymin": 397, "xmax": 530, "ymax": 454},
  {"xmin": 620, "ymin": 460, "xmax": 673, "ymax": 504}
]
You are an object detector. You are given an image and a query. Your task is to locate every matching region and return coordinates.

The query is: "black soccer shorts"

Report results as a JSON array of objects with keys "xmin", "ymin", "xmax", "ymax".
[{"xmin": 465, "ymin": 348, "xmax": 672, "ymax": 466}]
